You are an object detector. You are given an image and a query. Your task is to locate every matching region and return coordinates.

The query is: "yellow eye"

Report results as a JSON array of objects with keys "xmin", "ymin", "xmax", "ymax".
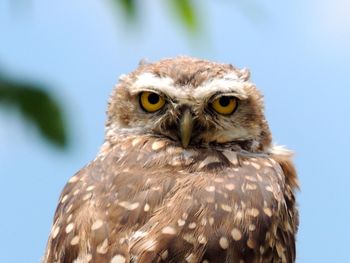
[
  {"xmin": 139, "ymin": 91, "xmax": 166, "ymax": 112},
  {"xmin": 211, "ymin": 96, "xmax": 237, "ymax": 115}
]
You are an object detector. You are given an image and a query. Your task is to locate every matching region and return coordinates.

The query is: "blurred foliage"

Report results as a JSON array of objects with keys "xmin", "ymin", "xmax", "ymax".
[
  {"xmin": 169, "ymin": 0, "xmax": 198, "ymax": 32},
  {"xmin": 114, "ymin": 0, "xmax": 199, "ymax": 32},
  {"xmin": 111, "ymin": 0, "xmax": 137, "ymax": 22},
  {"xmin": 0, "ymin": 73, "xmax": 67, "ymax": 148},
  {"xmin": 4, "ymin": 0, "xmax": 265, "ymax": 150},
  {"xmin": 117, "ymin": 0, "xmax": 137, "ymax": 19},
  {"xmin": 2, "ymin": 0, "xmax": 201, "ymax": 150}
]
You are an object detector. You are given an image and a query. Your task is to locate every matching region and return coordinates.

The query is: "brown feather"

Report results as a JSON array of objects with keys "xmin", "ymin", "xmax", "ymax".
[{"xmin": 43, "ymin": 57, "xmax": 298, "ymax": 263}]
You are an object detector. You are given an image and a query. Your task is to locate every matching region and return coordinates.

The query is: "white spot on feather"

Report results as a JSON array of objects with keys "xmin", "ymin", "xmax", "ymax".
[
  {"xmin": 162, "ymin": 226, "xmax": 177, "ymax": 235},
  {"xmin": 251, "ymin": 162, "xmax": 261, "ymax": 170},
  {"xmin": 178, "ymin": 219, "xmax": 186, "ymax": 226},
  {"xmin": 198, "ymin": 234, "xmax": 207, "ymax": 244},
  {"xmin": 161, "ymin": 250, "xmax": 168, "ymax": 260},
  {"xmin": 97, "ymin": 239, "xmax": 109, "ymax": 254},
  {"xmin": 65, "ymin": 223, "xmax": 74, "ymax": 234},
  {"xmin": 52, "ymin": 226, "xmax": 60, "ymax": 239},
  {"xmin": 219, "ymin": 237, "xmax": 229, "ymax": 249},
  {"xmin": 70, "ymin": 235, "xmax": 80, "ymax": 245},
  {"xmin": 205, "ymin": 185, "xmax": 215, "ymax": 192},
  {"xmin": 263, "ymin": 207, "xmax": 273, "ymax": 217},
  {"xmin": 68, "ymin": 176, "xmax": 78, "ymax": 183},
  {"xmin": 144, "ymin": 203, "xmax": 150, "ymax": 212},
  {"xmin": 86, "ymin": 185, "xmax": 95, "ymax": 191},
  {"xmin": 61, "ymin": 195, "xmax": 69, "ymax": 203},
  {"xmin": 111, "ymin": 254, "xmax": 126, "ymax": 263},
  {"xmin": 151, "ymin": 141, "xmax": 166, "ymax": 150},
  {"xmin": 221, "ymin": 204, "xmax": 232, "ymax": 212},
  {"xmin": 188, "ymin": 222, "xmax": 196, "ymax": 229},
  {"xmin": 91, "ymin": 220, "xmax": 104, "ymax": 231},
  {"xmin": 231, "ymin": 228, "xmax": 242, "ymax": 241},
  {"xmin": 225, "ymin": 183, "xmax": 235, "ymax": 191},
  {"xmin": 118, "ymin": 201, "xmax": 139, "ymax": 210}
]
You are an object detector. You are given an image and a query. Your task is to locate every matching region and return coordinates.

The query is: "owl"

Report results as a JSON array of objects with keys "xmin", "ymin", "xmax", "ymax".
[{"xmin": 43, "ymin": 56, "xmax": 299, "ymax": 263}]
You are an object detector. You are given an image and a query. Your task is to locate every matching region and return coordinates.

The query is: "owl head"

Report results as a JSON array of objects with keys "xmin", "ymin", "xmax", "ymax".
[{"xmin": 106, "ymin": 56, "xmax": 272, "ymax": 152}]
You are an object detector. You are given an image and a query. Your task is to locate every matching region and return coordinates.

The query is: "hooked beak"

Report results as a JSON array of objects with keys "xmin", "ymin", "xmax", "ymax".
[{"xmin": 180, "ymin": 109, "xmax": 193, "ymax": 148}]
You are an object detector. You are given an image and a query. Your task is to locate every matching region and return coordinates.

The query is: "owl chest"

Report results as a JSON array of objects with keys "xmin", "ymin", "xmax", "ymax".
[
  {"xmin": 95, "ymin": 153, "xmax": 285, "ymax": 262},
  {"xmin": 101, "ymin": 149, "xmax": 283, "ymax": 232}
]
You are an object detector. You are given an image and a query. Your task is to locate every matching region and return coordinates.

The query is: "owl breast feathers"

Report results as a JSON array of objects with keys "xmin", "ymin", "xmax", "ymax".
[{"xmin": 43, "ymin": 56, "xmax": 299, "ymax": 263}]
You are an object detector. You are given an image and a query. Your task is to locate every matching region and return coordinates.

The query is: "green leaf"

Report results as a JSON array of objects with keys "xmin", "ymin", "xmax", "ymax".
[
  {"xmin": 169, "ymin": 0, "xmax": 198, "ymax": 32},
  {"xmin": 0, "ymin": 75, "xmax": 68, "ymax": 148},
  {"xmin": 114, "ymin": 0, "xmax": 137, "ymax": 20}
]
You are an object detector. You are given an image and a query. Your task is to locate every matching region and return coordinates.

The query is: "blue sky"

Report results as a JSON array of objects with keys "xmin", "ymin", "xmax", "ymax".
[{"xmin": 0, "ymin": 0, "xmax": 349, "ymax": 262}]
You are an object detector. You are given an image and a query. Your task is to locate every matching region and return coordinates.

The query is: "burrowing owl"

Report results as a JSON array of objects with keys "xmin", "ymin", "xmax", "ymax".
[{"xmin": 43, "ymin": 56, "xmax": 299, "ymax": 263}]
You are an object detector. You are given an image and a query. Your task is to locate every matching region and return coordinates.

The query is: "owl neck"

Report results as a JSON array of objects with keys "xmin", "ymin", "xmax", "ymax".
[
  {"xmin": 103, "ymin": 123, "xmax": 271, "ymax": 155},
  {"xmin": 205, "ymin": 139, "xmax": 269, "ymax": 154}
]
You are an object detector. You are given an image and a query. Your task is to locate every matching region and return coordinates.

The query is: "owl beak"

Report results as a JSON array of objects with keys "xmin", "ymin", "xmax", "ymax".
[{"xmin": 180, "ymin": 109, "xmax": 193, "ymax": 148}]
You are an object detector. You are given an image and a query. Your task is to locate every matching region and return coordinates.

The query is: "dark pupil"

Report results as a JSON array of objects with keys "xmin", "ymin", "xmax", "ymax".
[
  {"xmin": 219, "ymin": 96, "xmax": 231, "ymax": 107},
  {"xmin": 148, "ymin": 93, "xmax": 160, "ymax": 104}
]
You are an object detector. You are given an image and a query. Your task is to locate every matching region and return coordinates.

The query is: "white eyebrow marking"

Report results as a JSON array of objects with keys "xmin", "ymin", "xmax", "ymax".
[
  {"xmin": 130, "ymin": 72, "xmax": 249, "ymax": 101},
  {"xmin": 130, "ymin": 72, "xmax": 177, "ymax": 94},
  {"xmin": 193, "ymin": 73, "xmax": 248, "ymax": 100}
]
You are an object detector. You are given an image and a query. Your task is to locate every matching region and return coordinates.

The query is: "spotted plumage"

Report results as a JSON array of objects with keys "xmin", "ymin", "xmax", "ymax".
[{"xmin": 43, "ymin": 56, "xmax": 299, "ymax": 263}]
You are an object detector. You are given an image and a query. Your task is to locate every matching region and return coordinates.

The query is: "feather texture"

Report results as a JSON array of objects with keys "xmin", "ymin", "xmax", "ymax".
[{"xmin": 43, "ymin": 57, "xmax": 298, "ymax": 263}]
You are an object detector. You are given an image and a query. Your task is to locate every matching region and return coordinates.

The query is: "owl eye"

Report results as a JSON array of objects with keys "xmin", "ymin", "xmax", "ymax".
[
  {"xmin": 139, "ymin": 91, "xmax": 166, "ymax": 112},
  {"xmin": 211, "ymin": 96, "xmax": 237, "ymax": 115}
]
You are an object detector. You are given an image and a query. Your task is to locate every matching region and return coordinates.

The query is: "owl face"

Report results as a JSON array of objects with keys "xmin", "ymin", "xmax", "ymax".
[{"xmin": 107, "ymin": 57, "xmax": 272, "ymax": 152}]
